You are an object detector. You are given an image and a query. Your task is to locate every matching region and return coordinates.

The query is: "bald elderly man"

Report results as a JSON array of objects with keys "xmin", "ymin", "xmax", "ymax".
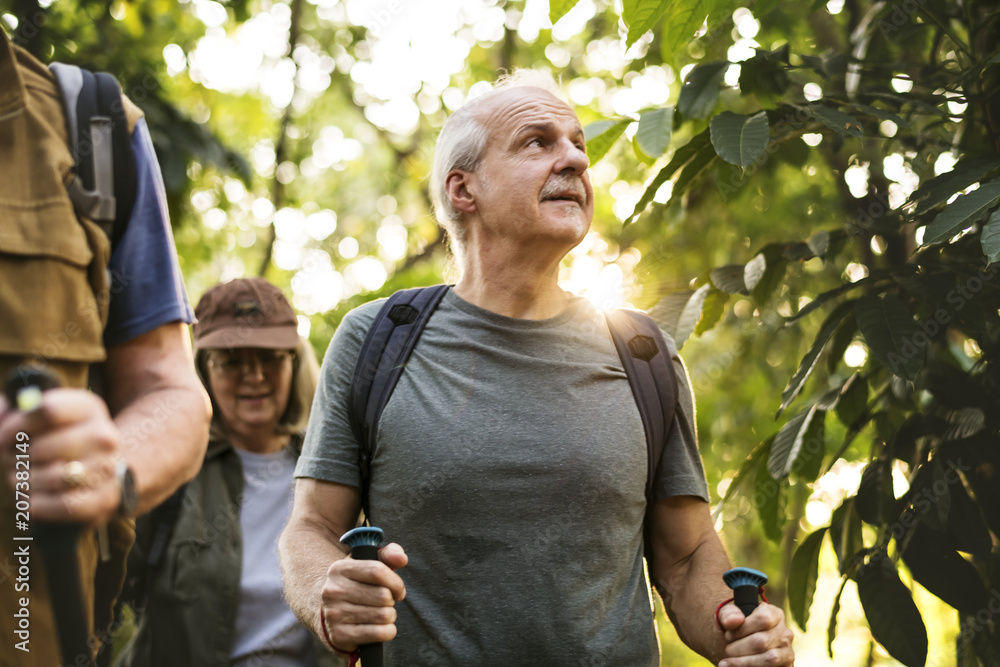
[{"xmin": 280, "ymin": 72, "xmax": 795, "ymax": 667}]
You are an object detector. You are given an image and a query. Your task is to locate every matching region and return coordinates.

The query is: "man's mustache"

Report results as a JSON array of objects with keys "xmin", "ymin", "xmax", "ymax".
[{"xmin": 539, "ymin": 175, "xmax": 587, "ymax": 203}]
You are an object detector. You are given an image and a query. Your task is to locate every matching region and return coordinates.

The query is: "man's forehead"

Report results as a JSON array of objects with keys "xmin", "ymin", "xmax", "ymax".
[{"xmin": 477, "ymin": 86, "xmax": 582, "ymax": 135}]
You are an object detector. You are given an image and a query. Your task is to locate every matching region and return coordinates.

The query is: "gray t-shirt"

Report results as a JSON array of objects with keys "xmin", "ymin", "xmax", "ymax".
[
  {"xmin": 232, "ymin": 447, "xmax": 317, "ymax": 667},
  {"xmin": 297, "ymin": 289, "xmax": 708, "ymax": 666}
]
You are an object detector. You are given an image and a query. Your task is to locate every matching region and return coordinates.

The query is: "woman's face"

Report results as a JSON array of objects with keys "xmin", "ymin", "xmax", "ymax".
[{"xmin": 205, "ymin": 347, "xmax": 295, "ymax": 438}]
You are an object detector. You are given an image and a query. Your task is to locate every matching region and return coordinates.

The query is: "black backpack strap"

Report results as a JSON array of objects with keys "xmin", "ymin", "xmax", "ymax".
[
  {"xmin": 348, "ymin": 285, "xmax": 450, "ymax": 515},
  {"xmin": 605, "ymin": 309, "xmax": 678, "ymax": 561},
  {"xmin": 49, "ymin": 63, "xmax": 136, "ymax": 245}
]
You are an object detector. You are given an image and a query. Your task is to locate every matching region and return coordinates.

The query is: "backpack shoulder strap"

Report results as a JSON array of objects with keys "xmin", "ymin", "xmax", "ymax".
[
  {"xmin": 605, "ymin": 308, "xmax": 678, "ymax": 505},
  {"xmin": 49, "ymin": 63, "xmax": 136, "ymax": 246},
  {"xmin": 348, "ymin": 285, "xmax": 450, "ymax": 512}
]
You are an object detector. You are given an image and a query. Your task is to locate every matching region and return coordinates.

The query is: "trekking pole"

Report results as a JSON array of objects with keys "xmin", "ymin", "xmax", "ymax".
[
  {"xmin": 340, "ymin": 526, "xmax": 386, "ymax": 667},
  {"xmin": 4, "ymin": 367, "xmax": 94, "ymax": 667},
  {"xmin": 722, "ymin": 567, "xmax": 768, "ymax": 617}
]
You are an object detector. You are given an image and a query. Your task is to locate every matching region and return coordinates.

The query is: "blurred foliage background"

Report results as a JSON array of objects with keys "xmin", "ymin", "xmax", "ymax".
[{"xmin": 4, "ymin": 0, "xmax": 999, "ymax": 664}]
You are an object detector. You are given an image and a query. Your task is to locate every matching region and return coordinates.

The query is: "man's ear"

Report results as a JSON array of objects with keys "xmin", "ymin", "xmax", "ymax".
[{"xmin": 445, "ymin": 169, "xmax": 477, "ymax": 216}]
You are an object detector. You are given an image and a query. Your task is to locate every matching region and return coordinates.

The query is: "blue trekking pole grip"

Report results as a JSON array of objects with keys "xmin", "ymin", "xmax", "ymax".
[
  {"xmin": 340, "ymin": 526, "xmax": 386, "ymax": 667},
  {"xmin": 723, "ymin": 567, "xmax": 768, "ymax": 617}
]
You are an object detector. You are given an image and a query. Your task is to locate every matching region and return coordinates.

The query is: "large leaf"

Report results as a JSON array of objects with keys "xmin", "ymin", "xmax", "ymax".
[
  {"xmin": 621, "ymin": 0, "xmax": 671, "ymax": 48},
  {"xmin": 710, "ymin": 111, "xmax": 771, "ymax": 168},
  {"xmin": 807, "ymin": 104, "xmax": 863, "ymax": 139},
  {"xmin": 981, "ymin": 209, "xmax": 1000, "ymax": 264},
  {"xmin": 835, "ymin": 372, "xmax": 868, "ymax": 428},
  {"xmin": 548, "ymin": 0, "xmax": 581, "ymax": 24},
  {"xmin": 778, "ymin": 299, "xmax": 857, "ymax": 415},
  {"xmin": 635, "ymin": 107, "xmax": 673, "ymax": 159},
  {"xmin": 677, "ymin": 62, "xmax": 728, "ymax": 120},
  {"xmin": 921, "ymin": 180, "xmax": 1000, "ymax": 246},
  {"xmin": 626, "ymin": 129, "xmax": 712, "ymax": 224},
  {"xmin": 827, "ymin": 578, "xmax": 847, "ymax": 658},
  {"xmin": 826, "ymin": 313, "xmax": 858, "ymax": 374},
  {"xmin": 855, "ymin": 458, "xmax": 892, "ymax": 525},
  {"xmin": 749, "ymin": 245, "xmax": 787, "ymax": 305},
  {"xmin": 658, "ymin": 0, "xmax": 727, "ymax": 65},
  {"xmin": 742, "ymin": 254, "xmax": 767, "ymax": 292},
  {"xmin": 755, "ymin": 461, "xmax": 786, "ymax": 541},
  {"xmin": 856, "ymin": 557, "xmax": 928, "ymax": 667},
  {"xmin": 829, "ymin": 498, "xmax": 865, "ymax": 575},
  {"xmin": 722, "ymin": 437, "xmax": 772, "ymax": 506},
  {"xmin": 769, "ymin": 405, "xmax": 825, "ymax": 481},
  {"xmin": 710, "ymin": 264, "xmax": 750, "ymax": 294},
  {"xmin": 901, "ymin": 524, "xmax": 989, "ymax": 615},
  {"xmin": 854, "ymin": 294, "xmax": 924, "ymax": 381},
  {"xmin": 911, "ymin": 157, "xmax": 1000, "ymax": 214},
  {"xmin": 694, "ymin": 288, "xmax": 729, "ymax": 335},
  {"xmin": 789, "ymin": 528, "xmax": 827, "ymax": 630},
  {"xmin": 649, "ymin": 284, "xmax": 710, "ymax": 348},
  {"xmin": 584, "ymin": 119, "xmax": 631, "ymax": 164}
]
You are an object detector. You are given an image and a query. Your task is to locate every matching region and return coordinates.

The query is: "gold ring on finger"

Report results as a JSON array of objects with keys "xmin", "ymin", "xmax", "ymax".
[{"xmin": 62, "ymin": 460, "xmax": 86, "ymax": 489}]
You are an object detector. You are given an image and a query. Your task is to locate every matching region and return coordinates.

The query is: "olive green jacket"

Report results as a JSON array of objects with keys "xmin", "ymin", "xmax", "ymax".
[{"xmin": 115, "ymin": 437, "xmax": 343, "ymax": 667}]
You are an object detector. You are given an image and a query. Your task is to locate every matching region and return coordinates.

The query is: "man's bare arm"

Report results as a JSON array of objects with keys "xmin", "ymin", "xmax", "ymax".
[
  {"xmin": 650, "ymin": 496, "xmax": 794, "ymax": 666},
  {"xmin": 279, "ymin": 478, "xmax": 406, "ymax": 652},
  {"xmin": 650, "ymin": 495, "xmax": 734, "ymax": 663},
  {"xmin": 103, "ymin": 321, "xmax": 211, "ymax": 515}
]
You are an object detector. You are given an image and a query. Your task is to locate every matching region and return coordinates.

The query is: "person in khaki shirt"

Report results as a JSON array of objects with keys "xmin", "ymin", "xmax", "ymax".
[{"xmin": 0, "ymin": 26, "xmax": 211, "ymax": 667}]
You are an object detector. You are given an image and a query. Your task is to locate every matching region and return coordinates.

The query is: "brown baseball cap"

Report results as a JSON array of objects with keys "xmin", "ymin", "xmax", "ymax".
[{"xmin": 193, "ymin": 278, "xmax": 299, "ymax": 350}]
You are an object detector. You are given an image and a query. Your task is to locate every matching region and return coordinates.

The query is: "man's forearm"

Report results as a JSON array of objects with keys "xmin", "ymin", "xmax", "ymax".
[
  {"xmin": 279, "ymin": 519, "xmax": 349, "ymax": 636},
  {"xmin": 652, "ymin": 536, "xmax": 733, "ymax": 664},
  {"xmin": 115, "ymin": 384, "xmax": 210, "ymax": 514}
]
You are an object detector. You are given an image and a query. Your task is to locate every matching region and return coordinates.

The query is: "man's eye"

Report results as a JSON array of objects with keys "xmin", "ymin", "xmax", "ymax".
[{"xmin": 528, "ymin": 138, "xmax": 543, "ymax": 147}]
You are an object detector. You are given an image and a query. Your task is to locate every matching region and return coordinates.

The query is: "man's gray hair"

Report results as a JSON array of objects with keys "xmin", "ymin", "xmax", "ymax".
[{"xmin": 429, "ymin": 70, "xmax": 564, "ymax": 254}]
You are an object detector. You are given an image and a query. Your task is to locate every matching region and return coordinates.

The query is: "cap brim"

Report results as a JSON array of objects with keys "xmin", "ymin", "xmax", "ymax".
[{"xmin": 195, "ymin": 325, "xmax": 300, "ymax": 350}]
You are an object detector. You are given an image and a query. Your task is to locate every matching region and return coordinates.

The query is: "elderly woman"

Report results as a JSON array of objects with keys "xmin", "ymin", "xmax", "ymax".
[{"xmin": 117, "ymin": 278, "xmax": 340, "ymax": 667}]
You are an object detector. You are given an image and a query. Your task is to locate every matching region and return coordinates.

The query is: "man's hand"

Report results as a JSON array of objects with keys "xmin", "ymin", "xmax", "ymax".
[
  {"xmin": 320, "ymin": 542, "xmax": 408, "ymax": 653},
  {"xmin": 0, "ymin": 389, "xmax": 122, "ymax": 525},
  {"xmin": 717, "ymin": 602, "xmax": 794, "ymax": 666}
]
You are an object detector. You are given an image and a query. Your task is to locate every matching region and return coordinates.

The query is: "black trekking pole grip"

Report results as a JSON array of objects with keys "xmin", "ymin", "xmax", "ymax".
[
  {"xmin": 723, "ymin": 567, "xmax": 768, "ymax": 617},
  {"xmin": 4, "ymin": 367, "xmax": 93, "ymax": 667},
  {"xmin": 340, "ymin": 526, "xmax": 387, "ymax": 667}
]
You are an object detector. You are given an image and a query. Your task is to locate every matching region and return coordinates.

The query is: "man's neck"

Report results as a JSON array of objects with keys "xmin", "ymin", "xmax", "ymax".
[{"xmin": 453, "ymin": 249, "xmax": 570, "ymax": 320}]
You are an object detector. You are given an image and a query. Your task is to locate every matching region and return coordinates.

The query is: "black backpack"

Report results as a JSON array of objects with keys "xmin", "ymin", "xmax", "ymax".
[
  {"xmin": 50, "ymin": 62, "xmax": 136, "ymax": 245},
  {"xmin": 347, "ymin": 284, "xmax": 679, "ymax": 564}
]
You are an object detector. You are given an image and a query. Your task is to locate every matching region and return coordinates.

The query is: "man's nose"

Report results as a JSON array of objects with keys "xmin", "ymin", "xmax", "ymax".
[{"xmin": 555, "ymin": 137, "xmax": 589, "ymax": 174}]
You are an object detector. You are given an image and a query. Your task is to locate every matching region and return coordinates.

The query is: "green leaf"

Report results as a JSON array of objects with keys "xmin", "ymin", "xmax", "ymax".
[
  {"xmin": 829, "ymin": 498, "xmax": 865, "ymax": 575},
  {"xmin": 673, "ymin": 141, "xmax": 719, "ymax": 197},
  {"xmin": 649, "ymin": 284, "xmax": 710, "ymax": 348},
  {"xmin": 584, "ymin": 118, "xmax": 631, "ymax": 164},
  {"xmin": 855, "ymin": 294, "xmax": 924, "ymax": 381},
  {"xmin": 827, "ymin": 578, "xmax": 847, "ymax": 658},
  {"xmin": 980, "ymin": 209, "xmax": 1000, "ymax": 264},
  {"xmin": 738, "ymin": 47, "xmax": 791, "ymax": 100},
  {"xmin": 658, "ymin": 0, "xmax": 725, "ymax": 65},
  {"xmin": 635, "ymin": 107, "xmax": 673, "ymax": 159},
  {"xmin": 621, "ymin": 0, "xmax": 671, "ymax": 48},
  {"xmin": 695, "ymin": 288, "xmax": 729, "ymax": 335},
  {"xmin": 807, "ymin": 230, "xmax": 830, "ymax": 258},
  {"xmin": 626, "ymin": 129, "xmax": 712, "ymax": 224},
  {"xmin": 911, "ymin": 157, "xmax": 1000, "ymax": 214},
  {"xmin": 710, "ymin": 111, "xmax": 770, "ymax": 168},
  {"xmin": 677, "ymin": 62, "xmax": 728, "ymax": 120},
  {"xmin": 743, "ymin": 253, "xmax": 767, "ymax": 292},
  {"xmin": 548, "ymin": 0, "xmax": 581, "ymax": 24},
  {"xmin": 749, "ymin": 245, "xmax": 787, "ymax": 305},
  {"xmin": 856, "ymin": 458, "xmax": 892, "ymax": 525},
  {"xmin": 755, "ymin": 460, "xmax": 786, "ymax": 541},
  {"xmin": 835, "ymin": 373, "xmax": 868, "ymax": 428},
  {"xmin": 806, "ymin": 104, "xmax": 863, "ymax": 139},
  {"xmin": 826, "ymin": 313, "xmax": 857, "ymax": 375},
  {"xmin": 789, "ymin": 528, "xmax": 827, "ymax": 630},
  {"xmin": 901, "ymin": 524, "xmax": 989, "ymax": 616},
  {"xmin": 857, "ymin": 557, "xmax": 928, "ymax": 667},
  {"xmin": 778, "ymin": 299, "xmax": 857, "ymax": 415},
  {"xmin": 710, "ymin": 264, "xmax": 750, "ymax": 294},
  {"xmin": 723, "ymin": 437, "xmax": 772, "ymax": 505},
  {"xmin": 922, "ymin": 181, "xmax": 1000, "ymax": 246},
  {"xmin": 769, "ymin": 405, "xmax": 825, "ymax": 480}
]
